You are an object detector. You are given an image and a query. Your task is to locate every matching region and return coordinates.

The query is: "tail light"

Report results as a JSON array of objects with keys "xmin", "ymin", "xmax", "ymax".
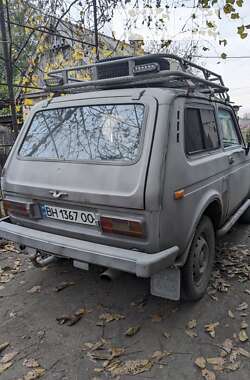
[
  {"xmin": 3, "ymin": 200, "xmax": 38, "ymax": 218},
  {"xmin": 100, "ymin": 216, "xmax": 144, "ymax": 238}
]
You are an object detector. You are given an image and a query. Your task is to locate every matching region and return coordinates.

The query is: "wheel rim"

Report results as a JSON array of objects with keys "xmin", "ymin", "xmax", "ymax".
[{"xmin": 192, "ymin": 235, "xmax": 209, "ymax": 286}]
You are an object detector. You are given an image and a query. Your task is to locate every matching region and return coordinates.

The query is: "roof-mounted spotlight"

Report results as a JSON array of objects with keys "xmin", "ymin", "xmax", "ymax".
[{"xmin": 133, "ymin": 62, "xmax": 160, "ymax": 75}]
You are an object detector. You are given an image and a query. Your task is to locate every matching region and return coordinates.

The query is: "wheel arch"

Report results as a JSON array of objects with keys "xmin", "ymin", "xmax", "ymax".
[{"xmin": 177, "ymin": 191, "xmax": 223, "ymax": 267}]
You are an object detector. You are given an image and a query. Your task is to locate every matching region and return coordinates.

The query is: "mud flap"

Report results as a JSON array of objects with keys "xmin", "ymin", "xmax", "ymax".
[{"xmin": 150, "ymin": 267, "xmax": 180, "ymax": 301}]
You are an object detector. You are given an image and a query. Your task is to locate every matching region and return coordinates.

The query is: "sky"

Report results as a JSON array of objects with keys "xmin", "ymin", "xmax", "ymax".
[
  {"xmin": 110, "ymin": 2, "xmax": 250, "ymax": 118},
  {"xmin": 68, "ymin": 1, "xmax": 250, "ymax": 118}
]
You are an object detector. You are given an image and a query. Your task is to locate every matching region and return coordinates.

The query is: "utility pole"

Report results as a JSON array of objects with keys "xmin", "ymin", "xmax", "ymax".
[
  {"xmin": 0, "ymin": 0, "xmax": 18, "ymax": 137},
  {"xmin": 93, "ymin": 0, "xmax": 99, "ymax": 61}
]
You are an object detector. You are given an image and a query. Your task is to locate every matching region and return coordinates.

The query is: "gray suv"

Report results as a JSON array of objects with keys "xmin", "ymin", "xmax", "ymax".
[{"xmin": 1, "ymin": 54, "xmax": 250, "ymax": 301}]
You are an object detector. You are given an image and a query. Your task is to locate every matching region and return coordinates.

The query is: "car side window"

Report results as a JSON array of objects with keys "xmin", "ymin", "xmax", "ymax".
[
  {"xmin": 185, "ymin": 107, "xmax": 220, "ymax": 155},
  {"xmin": 218, "ymin": 109, "xmax": 241, "ymax": 148}
]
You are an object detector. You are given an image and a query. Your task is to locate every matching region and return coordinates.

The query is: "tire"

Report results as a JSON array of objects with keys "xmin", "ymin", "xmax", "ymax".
[
  {"xmin": 181, "ymin": 216, "xmax": 215, "ymax": 301},
  {"xmin": 239, "ymin": 205, "xmax": 250, "ymax": 224}
]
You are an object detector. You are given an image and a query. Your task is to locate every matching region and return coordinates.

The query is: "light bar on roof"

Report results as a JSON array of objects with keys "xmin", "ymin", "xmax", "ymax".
[{"xmin": 133, "ymin": 62, "xmax": 160, "ymax": 75}]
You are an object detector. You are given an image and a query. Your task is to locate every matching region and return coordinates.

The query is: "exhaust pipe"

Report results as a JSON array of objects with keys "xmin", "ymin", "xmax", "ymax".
[
  {"xmin": 100, "ymin": 268, "xmax": 122, "ymax": 281},
  {"xmin": 26, "ymin": 247, "xmax": 57, "ymax": 268}
]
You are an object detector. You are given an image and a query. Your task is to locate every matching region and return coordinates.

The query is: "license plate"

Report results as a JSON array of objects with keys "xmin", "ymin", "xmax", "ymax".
[{"xmin": 41, "ymin": 205, "xmax": 96, "ymax": 226}]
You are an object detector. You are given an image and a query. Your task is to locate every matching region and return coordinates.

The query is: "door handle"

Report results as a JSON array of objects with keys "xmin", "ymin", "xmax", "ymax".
[{"xmin": 228, "ymin": 156, "xmax": 235, "ymax": 165}]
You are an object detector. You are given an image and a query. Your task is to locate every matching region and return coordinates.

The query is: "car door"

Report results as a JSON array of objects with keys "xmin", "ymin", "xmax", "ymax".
[{"xmin": 217, "ymin": 107, "xmax": 250, "ymax": 215}]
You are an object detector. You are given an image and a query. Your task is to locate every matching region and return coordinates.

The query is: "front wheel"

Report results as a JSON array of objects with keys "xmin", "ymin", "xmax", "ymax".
[{"xmin": 181, "ymin": 216, "xmax": 215, "ymax": 301}]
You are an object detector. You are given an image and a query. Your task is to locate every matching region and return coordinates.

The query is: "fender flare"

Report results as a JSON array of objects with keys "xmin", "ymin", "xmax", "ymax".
[{"xmin": 176, "ymin": 190, "xmax": 223, "ymax": 267}]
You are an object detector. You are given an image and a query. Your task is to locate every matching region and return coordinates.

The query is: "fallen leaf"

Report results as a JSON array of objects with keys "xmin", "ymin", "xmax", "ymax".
[
  {"xmin": 228, "ymin": 310, "xmax": 235, "ymax": 319},
  {"xmin": 194, "ymin": 356, "xmax": 206, "ymax": 369},
  {"xmin": 237, "ymin": 347, "xmax": 250, "ymax": 358},
  {"xmin": 236, "ymin": 302, "xmax": 248, "ymax": 311},
  {"xmin": 207, "ymin": 357, "xmax": 224, "ymax": 371},
  {"xmin": 24, "ymin": 367, "xmax": 45, "ymax": 380},
  {"xmin": 106, "ymin": 359, "xmax": 152, "ymax": 376},
  {"xmin": 224, "ymin": 361, "xmax": 241, "ymax": 371},
  {"xmin": 244, "ymin": 289, "xmax": 250, "ymax": 295},
  {"xmin": 151, "ymin": 350, "xmax": 169, "ymax": 363},
  {"xmin": 99, "ymin": 312, "xmax": 125, "ymax": 324},
  {"xmin": 162, "ymin": 331, "xmax": 170, "ymax": 339},
  {"xmin": 229, "ymin": 350, "xmax": 238, "ymax": 363},
  {"xmin": 0, "ymin": 351, "xmax": 18, "ymax": 363},
  {"xmin": 239, "ymin": 329, "xmax": 248, "ymax": 342},
  {"xmin": 151, "ymin": 313, "xmax": 162, "ymax": 322},
  {"xmin": 204, "ymin": 322, "xmax": 219, "ymax": 338},
  {"xmin": 125, "ymin": 326, "xmax": 140, "ymax": 337},
  {"xmin": 56, "ymin": 307, "xmax": 90, "ymax": 326},
  {"xmin": 187, "ymin": 319, "xmax": 197, "ymax": 329},
  {"xmin": 0, "ymin": 362, "xmax": 12, "ymax": 374},
  {"xmin": 0, "ymin": 342, "xmax": 9, "ymax": 354},
  {"xmin": 110, "ymin": 347, "xmax": 125, "ymax": 359},
  {"xmin": 185, "ymin": 329, "xmax": 198, "ymax": 338},
  {"xmin": 27, "ymin": 286, "xmax": 41, "ymax": 294},
  {"xmin": 240, "ymin": 321, "xmax": 248, "ymax": 329},
  {"xmin": 201, "ymin": 368, "xmax": 216, "ymax": 380},
  {"xmin": 82, "ymin": 340, "xmax": 105, "ymax": 352},
  {"xmin": 54, "ymin": 281, "xmax": 75, "ymax": 292},
  {"xmin": 221, "ymin": 339, "xmax": 233, "ymax": 357},
  {"xmin": 23, "ymin": 358, "xmax": 40, "ymax": 368}
]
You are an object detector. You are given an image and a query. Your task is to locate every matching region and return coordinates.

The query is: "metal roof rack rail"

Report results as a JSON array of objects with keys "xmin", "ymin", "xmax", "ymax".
[{"xmin": 43, "ymin": 54, "xmax": 230, "ymax": 101}]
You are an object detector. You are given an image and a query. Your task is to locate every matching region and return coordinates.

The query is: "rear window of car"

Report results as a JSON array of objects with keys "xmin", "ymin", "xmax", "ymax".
[{"xmin": 19, "ymin": 104, "xmax": 145, "ymax": 162}]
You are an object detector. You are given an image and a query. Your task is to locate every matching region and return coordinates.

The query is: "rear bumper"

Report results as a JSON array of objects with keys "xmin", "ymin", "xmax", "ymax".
[{"xmin": 0, "ymin": 217, "xmax": 179, "ymax": 278}]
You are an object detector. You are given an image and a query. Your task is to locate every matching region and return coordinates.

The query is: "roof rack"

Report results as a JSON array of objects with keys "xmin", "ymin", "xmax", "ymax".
[{"xmin": 44, "ymin": 54, "xmax": 230, "ymax": 102}]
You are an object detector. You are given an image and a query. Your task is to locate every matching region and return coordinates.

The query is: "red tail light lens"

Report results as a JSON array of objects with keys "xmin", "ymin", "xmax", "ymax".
[
  {"xmin": 100, "ymin": 216, "xmax": 144, "ymax": 238},
  {"xmin": 3, "ymin": 200, "xmax": 35, "ymax": 218}
]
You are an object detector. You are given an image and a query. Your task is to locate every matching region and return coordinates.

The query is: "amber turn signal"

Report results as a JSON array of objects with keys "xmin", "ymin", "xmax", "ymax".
[{"xmin": 174, "ymin": 189, "xmax": 185, "ymax": 200}]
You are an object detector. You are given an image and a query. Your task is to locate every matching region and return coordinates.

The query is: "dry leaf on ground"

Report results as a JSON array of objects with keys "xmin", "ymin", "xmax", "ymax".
[
  {"xmin": 228, "ymin": 310, "xmax": 235, "ymax": 318},
  {"xmin": 106, "ymin": 359, "xmax": 152, "ymax": 376},
  {"xmin": 0, "ymin": 351, "xmax": 18, "ymax": 363},
  {"xmin": 195, "ymin": 356, "xmax": 206, "ymax": 369},
  {"xmin": 185, "ymin": 329, "xmax": 198, "ymax": 338},
  {"xmin": 244, "ymin": 289, "xmax": 250, "ymax": 295},
  {"xmin": 0, "ymin": 342, "xmax": 9, "ymax": 354},
  {"xmin": 239, "ymin": 329, "xmax": 248, "ymax": 342},
  {"xmin": 187, "ymin": 319, "xmax": 197, "ymax": 329},
  {"xmin": 236, "ymin": 302, "xmax": 248, "ymax": 311},
  {"xmin": 27, "ymin": 286, "xmax": 41, "ymax": 294},
  {"xmin": 240, "ymin": 321, "xmax": 248, "ymax": 329},
  {"xmin": 237, "ymin": 347, "xmax": 250, "ymax": 358},
  {"xmin": 224, "ymin": 361, "xmax": 241, "ymax": 371},
  {"xmin": 201, "ymin": 368, "xmax": 216, "ymax": 380},
  {"xmin": 151, "ymin": 313, "xmax": 162, "ymax": 322},
  {"xmin": 125, "ymin": 326, "xmax": 140, "ymax": 337},
  {"xmin": 151, "ymin": 350, "xmax": 169, "ymax": 363},
  {"xmin": 204, "ymin": 322, "xmax": 219, "ymax": 338},
  {"xmin": 24, "ymin": 367, "xmax": 45, "ymax": 380},
  {"xmin": 99, "ymin": 312, "xmax": 125, "ymax": 324},
  {"xmin": 206, "ymin": 357, "xmax": 224, "ymax": 371},
  {"xmin": 23, "ymin": 358, "xmax": 40, "ymax": 368},
  {"xmin": 54, "ymin": 281, "xmax": 75, "ymax": 292},
  {"xmin": 56, "ymin": 307, "xmax": 90, "ymax": 326},
  {"xmin": 163, "ymin": 331, "xmax": 170, "ymax": 339},
  {"xmin": 221, "ymin": 339, "xmax": 233, "ymax": 357},
  {"xmin": 0, "ymin": 362, "xmax": 12, "ymax": 374}
]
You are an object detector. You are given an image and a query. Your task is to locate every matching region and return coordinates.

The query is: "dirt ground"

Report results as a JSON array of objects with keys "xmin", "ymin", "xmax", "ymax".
[{"xmin": 0, "ymin": 223, "xmax": 250, "ymax": 380}]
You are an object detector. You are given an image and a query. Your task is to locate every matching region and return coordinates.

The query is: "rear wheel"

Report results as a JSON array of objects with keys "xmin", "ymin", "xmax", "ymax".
[{"xmin": 181, "ymin": 216, "xmax": 215, "ymax": 301}]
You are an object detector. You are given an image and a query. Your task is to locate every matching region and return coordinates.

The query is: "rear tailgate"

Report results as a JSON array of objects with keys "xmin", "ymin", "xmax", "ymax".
[{"xmin": 2, "ymin": 94, "xmax": 157, "ymax": 210}]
